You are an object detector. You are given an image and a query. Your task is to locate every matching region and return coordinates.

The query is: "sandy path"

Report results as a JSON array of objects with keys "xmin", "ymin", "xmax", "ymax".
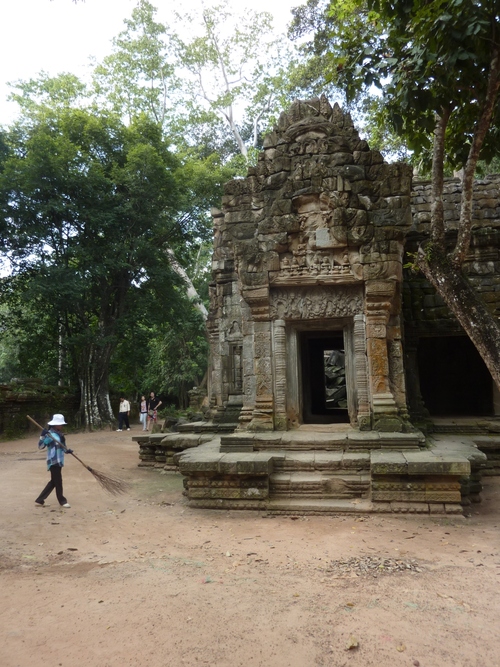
[{"xmin": 1, "ymin": 427, "xmax": 500, "ymax": 667}]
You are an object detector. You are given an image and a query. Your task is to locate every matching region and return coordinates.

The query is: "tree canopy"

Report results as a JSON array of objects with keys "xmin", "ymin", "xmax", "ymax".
[{"xmin": 0, "ymin": 103, "xmax": 200, "ymax": 427}]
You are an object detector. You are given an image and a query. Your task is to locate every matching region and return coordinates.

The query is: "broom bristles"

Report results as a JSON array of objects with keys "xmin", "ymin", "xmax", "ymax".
[{"xmin": 86, "ymin": 466, "xmax": 130, "ymax": 496}]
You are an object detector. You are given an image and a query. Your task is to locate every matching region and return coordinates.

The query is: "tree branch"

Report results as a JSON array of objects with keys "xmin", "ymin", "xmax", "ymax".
[
  {"xmin": 453, "ymin": 44, "xmax": 500, "ymax": 266},
  {"xmin": 430, "ymin": 107, "xmax": 451, "ymax": 249}
]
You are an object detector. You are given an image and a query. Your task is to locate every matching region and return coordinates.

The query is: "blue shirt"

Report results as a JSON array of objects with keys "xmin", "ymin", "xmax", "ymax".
[{"xmin": 38, "ymin": 427, "xmax": 67, "ymax": 470}]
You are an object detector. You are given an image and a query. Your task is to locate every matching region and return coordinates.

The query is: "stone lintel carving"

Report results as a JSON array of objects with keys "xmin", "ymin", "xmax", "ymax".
[
  {"xmin": 270, "ymin": 286, "xmax": 363, "ymax": 320},
  {"xmin": 269, "ymin": 273, "xmax": 359, "ymax": 287},
  {"xmin": 270, "ymin": 248, "xmax": 363, "ymax": 285}
]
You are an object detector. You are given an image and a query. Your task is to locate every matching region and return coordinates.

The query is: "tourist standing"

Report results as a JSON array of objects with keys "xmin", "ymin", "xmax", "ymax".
[
  {"xmin": 117, "ymin": 396, "xmax": 131, "ymax": 431},
  {"xmin": 35, "ymin": 413, "xmax": 72, "ymax": 508},
  {"xmin": 146, "ymin": 391, "xmax": 162, "ymax": 430},
  {"xmin": 139, "ymin": 395, "xmax": 148, "ymax": 431}
]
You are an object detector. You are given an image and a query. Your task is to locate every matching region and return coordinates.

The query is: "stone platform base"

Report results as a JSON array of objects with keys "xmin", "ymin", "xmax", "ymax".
[
  {"xmin": 132, "ymin": 425, "xmax": 487, "ymax": 516},
  {"xmin": 170, "ymin": 429, "xmax": 486, "ymax": 516},
  {"xmin": 473, "ymin": 436, "xmax": 500, "ymax": 476}
]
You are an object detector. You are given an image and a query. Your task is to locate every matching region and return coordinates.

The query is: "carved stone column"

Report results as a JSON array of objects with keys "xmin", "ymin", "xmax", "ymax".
[
  {"xmin": 272, "ymin": 319, "xmax": 287, "ymax": 430},
  {"xmin": 387, "ymin": 316, "xmax": 410, "ymax": 420},
  {"xmin": 238, "ymin": 318, "xmax": 256, "ymax": 429},
  {"xmin": 247, "ymin": 320, "xmax": 274, "ymax": 431},
  {"xmin": 238, "ymin": 286, "xmax": 275, "ymax": 431},
  {"xmin": 353, "ymin": 314, "xmax": 371, "ymax": 430},
  {"xmin": 207, "ymin": 324, "xmax": 225, "ymax": 422},
  {"xmin": 365, "ymin": 280, "xmax": 403, "ymax": 432}
]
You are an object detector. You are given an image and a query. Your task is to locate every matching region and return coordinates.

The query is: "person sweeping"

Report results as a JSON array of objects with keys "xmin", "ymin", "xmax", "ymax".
[
  {"xmin": 35, "ymin": 413, "xmax": 72, "ymax": 508},
  {"xmin": 29, "ymin": 414, "xmax": 129, "ymax": 499}
]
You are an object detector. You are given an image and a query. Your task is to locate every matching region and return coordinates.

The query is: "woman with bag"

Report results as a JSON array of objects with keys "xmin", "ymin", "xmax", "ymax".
[{"xmin": 146, "ymin": 391, "xmax": 162, "ymax": 430}]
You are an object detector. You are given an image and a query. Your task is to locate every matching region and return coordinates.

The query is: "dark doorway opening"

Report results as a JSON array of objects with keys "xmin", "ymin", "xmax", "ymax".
[
  {"xmin": 301, "ymin": 332, "xmax": 349, "ymax": 424},
  {"xmin": 417, "ymin": 336, "xmax": 492, "ymax": 416}
]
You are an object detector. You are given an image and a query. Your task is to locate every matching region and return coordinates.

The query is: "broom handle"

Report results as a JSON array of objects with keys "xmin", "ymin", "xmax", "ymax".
[{"xmin": 26, "ymin": 414, "xmax": 90, "ymax": 470}]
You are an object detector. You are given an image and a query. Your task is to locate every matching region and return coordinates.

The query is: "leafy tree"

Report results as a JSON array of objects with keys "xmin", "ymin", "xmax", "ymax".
[
  {"xmin": 93, "ymin": 0, "xmax": 181, "ymax": 128},
  {"xmin": 93, "ymin": 1, "xmax": 240, "ymax": 310},
  {"xmin": 172, "ymin": 1, "xmax": 297, "ymax": 161},
  {"xmin": 0, "ymin": 103, "xmax": 188, "ymax": 428},
  {"xmin": 141, "ymin": 303, "xmax": 209, "ymax": 409},
  {"xmin": 290, "ymin": 0, "xmax": 500, "ymax": 390},
  {"xmin": 95, "ymin": 0, "xmax": 299, "ymax": 165}
]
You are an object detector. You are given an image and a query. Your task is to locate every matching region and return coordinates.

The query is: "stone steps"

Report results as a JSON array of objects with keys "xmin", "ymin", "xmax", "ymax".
[
  {"xmin": 265, "ymin": 498, "xmax": 463, "ymax": 516},
  {"xmin": 266, "ymin": 498, "xmax": 375, "ymax": 514},
  {"xmin": 220, "ymin": 429, "xmax": 424, "ymax": 452},
  {"xmin": 269, "ymin": 450, "xmax": 371, "ymax": 500},
  {"xmin": 273, "ymin": 450, "xmax": 370, "ymax": 472},
  {"xmin": 432, "ymin": 423, "xmax": 485, "ymax": 434}
]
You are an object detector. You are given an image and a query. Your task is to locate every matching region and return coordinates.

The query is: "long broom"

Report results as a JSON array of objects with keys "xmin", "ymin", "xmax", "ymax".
[{"xmin": 27, "ymin": 415, "xmax": 130, "ymax": 496}]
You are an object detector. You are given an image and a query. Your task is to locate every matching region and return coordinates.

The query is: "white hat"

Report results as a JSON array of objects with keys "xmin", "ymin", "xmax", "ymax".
[{"xmin": 48, "ymin": 414, "xmax": 67, "ymax": 425}]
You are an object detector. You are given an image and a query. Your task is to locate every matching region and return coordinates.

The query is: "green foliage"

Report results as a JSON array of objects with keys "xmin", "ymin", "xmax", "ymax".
[
  {"xmin": 95, "ymin": 1, "xmax": 299, "ymax": 165},
  {"xmin": 0, "ymin": 94, "xmax": 194, "ymax": 423},
  {"xmin": 291, "ymin": 0, "xmax": 500, "ymax": 171},
  {"xmin": 141, "ymin": 305, "xmax": 209, "ymax": 409},
  {"xmin": 93, "ymin": 0, "xmax": 181, "ymax": 126}
]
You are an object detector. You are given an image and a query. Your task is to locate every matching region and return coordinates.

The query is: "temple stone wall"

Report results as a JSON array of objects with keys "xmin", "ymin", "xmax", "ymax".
[
  {"xmin": 403, "ymin": 176, "xmax": 500, "ymax": 422},
  {"xmin": 405, "ymin": 176, "xmax": 500, "ymax": 333}
]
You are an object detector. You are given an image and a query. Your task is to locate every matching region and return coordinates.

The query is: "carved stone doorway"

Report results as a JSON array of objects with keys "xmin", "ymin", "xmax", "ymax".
[
  {"xmin": 417, "ymin": 335, "xmax": 493, "ymax": 416},
  {"xmin": 300, "ymin": 331, "xmax": 349, "ymax": 424}
]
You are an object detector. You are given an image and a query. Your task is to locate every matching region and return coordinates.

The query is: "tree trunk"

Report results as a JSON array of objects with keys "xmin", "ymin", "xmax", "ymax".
[
  {"xmin": 76, "ymin": 342, "xmax": 115, "ymax": 430},
  {"xmin": 418, "ymin": 244, "xmax": 500, "ymax": 392},
  {"xmin": 165, "ymin": 248, "xmax": 208, "ymax": 320}
]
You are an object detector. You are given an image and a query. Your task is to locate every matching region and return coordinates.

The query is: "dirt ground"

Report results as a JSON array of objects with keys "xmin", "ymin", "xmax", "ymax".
[{"xmin": 1, "ymin": 427, "xmax": 500, "ymax": 667}]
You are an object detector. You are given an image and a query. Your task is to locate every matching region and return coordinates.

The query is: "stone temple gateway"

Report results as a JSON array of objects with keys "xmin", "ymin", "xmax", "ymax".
[
  {"xmin": 208, "ymin": 96, "xmax": 413, "ymax": 436},
  {"xmin": 139, "ymin": 97, "xmax": 493, "ymax": 515}
]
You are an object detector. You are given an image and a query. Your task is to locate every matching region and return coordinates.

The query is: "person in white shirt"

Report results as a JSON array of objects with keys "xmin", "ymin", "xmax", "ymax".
[{"xmin": 117, "ymin": 397, "xmax": 131, "ymax": 431}]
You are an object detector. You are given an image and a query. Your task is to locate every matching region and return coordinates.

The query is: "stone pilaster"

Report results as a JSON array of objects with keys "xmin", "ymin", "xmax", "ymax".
[
  {"xmin": 387, "ymin": 317, "xmax": 410, "ymax": 420},
  {"xmin": 272, "ymin": 319, "xmax": 287, "ymax": 430},
  {"xmin": 365, "ymin": 280, "xmax": 404, "ymax": 432},
  {"xmin": 353, "ymin": 314, "xmax": 371, "ymax": 430},
  {"xmin": 238, "ymin": 308, "xmax": 256, "ymax": 429},
  {"xmin": 248, "ymin": 320, "xmax": 274, "ymax": 431}
]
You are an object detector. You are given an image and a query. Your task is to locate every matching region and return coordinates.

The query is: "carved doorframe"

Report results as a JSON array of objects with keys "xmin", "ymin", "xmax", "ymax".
[{"xmin": 284, "ymin": 318, "xmax": 357, "ymax": 428}]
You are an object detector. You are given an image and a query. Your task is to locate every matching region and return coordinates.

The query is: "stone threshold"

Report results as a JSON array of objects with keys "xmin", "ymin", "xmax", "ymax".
[
  {"xmin": 220, "ymin": 428, "xmax": 425, "ymax": 452},
  {"xmin": 431, "ymin": 417, "xmax": 500, "ymax": 434}
]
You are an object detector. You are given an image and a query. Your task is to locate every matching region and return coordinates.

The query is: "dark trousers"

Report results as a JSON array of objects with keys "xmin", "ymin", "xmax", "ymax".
[
  {"xmin": 118, "ymin": 412, "xmax": 130, "ymax": 429},
  {"xmin": 36, "ymin": 464, "xmax": 67, "ymax": 505}
]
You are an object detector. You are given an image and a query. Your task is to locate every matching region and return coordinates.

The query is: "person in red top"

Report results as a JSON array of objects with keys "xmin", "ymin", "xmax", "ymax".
[{"xmin": 146, "ymin": 392, "xmax": 162, "ymax": 430}]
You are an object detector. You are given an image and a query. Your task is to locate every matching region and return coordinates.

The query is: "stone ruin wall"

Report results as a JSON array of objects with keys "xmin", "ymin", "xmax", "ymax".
[
  {"xmin": 405, "ymin": 176, "xmax": 500, "ymax": 333},
  {"xmin": 404, "ymin": 176, "xmax": 500, "ymax": 422},
  {"xmin": 0, "ymin": 379, "xmax": 79, "ymax": 438}
]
